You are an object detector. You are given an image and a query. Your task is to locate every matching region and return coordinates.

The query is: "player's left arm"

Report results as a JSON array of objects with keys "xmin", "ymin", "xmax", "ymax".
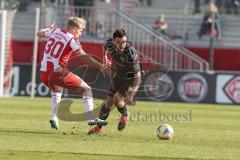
[
  {"xmin": 126, "ymin": 47, "xmax": 142, "ymax": 104},
  {"xmin": 125, "ymin": 71, "xmax": 141, "ymax": 105},
  {"xmin": 130, "ymin": 47, "xmax": 142, "ymax": 94},
  {"xmin": 76, "ymin": 49, "xmax": 111, "ymax": 75},
  {"xmin": 132, "ymin": 71, "xmax": 141, "ymax": 94},
  {"xmin": 130, "ymin": 71, "xmax": 141, "ymax": 92}
]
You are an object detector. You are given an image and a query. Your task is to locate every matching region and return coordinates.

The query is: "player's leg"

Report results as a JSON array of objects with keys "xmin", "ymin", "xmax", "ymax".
[
  {"xmin": 97, "ymin": 87, "xmax": 115, "ymax": 124},
  {"xmin": 63, "ymin": 73, "xmax": 107, "ymax": 126},
  {"xmin": 40, "ymin": 71, "xmax": 62, "ymax": 129},
  {"xmin": 78, "ymin": 80, "xmax": 94, "ymax": 121},
  {"xmin": 113, "ymin": 92, "xmax": 130, "ymax": 131},
  {"xmin": 110, "ymin": 77, "xmax": 130, "ymax": 131},
  {"xmin": 87, "ymin": 96, "xmax": 113, "ymax": 135},
  {"xmin": 78, "ymin": 80, "xmax": 106, "ymax": 125},
  {"xmin": 98, "ymin": 96, "xmax": 113, "ymax": 122},
  {"xmin": 49, "ymin": 89, "xmax": 62, "ymax": 129}
]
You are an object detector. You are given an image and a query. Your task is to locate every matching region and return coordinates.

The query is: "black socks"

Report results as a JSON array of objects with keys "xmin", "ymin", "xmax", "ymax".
[{"xmin": 117, "ymin": 106, "xmax": 128, "ymax": 116}]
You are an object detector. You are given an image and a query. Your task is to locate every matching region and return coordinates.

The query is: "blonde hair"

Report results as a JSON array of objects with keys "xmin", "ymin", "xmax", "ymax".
[{"xmin": 67, "ymin": 17, "xmax": 86, "ymax": 29}]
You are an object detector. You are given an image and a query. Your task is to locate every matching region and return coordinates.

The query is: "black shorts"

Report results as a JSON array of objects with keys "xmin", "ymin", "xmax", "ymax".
[{"xmin": 108, "ymin": 74, "xmax": 134, "ymax": 98}]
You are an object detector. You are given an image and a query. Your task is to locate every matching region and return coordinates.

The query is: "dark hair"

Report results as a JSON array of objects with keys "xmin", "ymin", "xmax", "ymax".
[{"xmin": 113, "ymin": 28, "xmax": 126, "ymax": 39}]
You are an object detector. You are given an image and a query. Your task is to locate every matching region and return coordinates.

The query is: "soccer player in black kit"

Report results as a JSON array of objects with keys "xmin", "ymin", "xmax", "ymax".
[{"xmin": 88, "ymin": 28, "xmax": 142, "ymax": 135}]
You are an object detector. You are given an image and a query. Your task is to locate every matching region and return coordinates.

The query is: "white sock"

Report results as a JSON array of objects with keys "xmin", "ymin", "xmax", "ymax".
[
  {"xmin": 51, "ymin": 91, "xmax": 62, "ymax": 121},
  {"xmin": 82, "ymin": 93, "xmax": 94, "ymax": 121}
]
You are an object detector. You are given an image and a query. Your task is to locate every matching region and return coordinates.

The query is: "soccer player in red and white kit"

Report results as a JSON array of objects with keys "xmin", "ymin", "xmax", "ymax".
[{"xmin": 37, "ymin": 17, "xmax": 110, "ymax": 130}]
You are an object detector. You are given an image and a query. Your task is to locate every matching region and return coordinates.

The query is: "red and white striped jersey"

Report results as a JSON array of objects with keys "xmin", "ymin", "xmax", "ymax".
[{"xmin": 40, "ymin": 28, "xmax": 82, "ymax": 72}]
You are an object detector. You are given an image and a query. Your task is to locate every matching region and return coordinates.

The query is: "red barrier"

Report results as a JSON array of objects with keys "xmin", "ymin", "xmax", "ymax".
[
  {"xmin": 12, "ymin": 40, "xmax": 240, "ymax": 71},
  {"xmin": 187, "ymin": 47, "xmax": 240, "ymax": 71}
]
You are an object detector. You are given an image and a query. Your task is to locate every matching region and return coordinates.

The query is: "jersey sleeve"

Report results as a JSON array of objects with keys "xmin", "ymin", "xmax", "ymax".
[
  {"xmin": 104, "ymin": 38, "xmax": 114, "ymax": 53},
  {"xmin": 70, "ymin": 37, "xmax": 82, "ymax": 53},
  {"xmin": 129, "ymin": 47, "xmax": 141, "ymax": 72},
  {"xmin": 44, "ymin": 28, "xmax": 56, "ymax": 38}
]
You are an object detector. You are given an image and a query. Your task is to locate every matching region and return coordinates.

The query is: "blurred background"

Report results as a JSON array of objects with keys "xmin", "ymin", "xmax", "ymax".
[{"xmin": 0, "ymin": 0, "xmax": 239, "ymax": 104}]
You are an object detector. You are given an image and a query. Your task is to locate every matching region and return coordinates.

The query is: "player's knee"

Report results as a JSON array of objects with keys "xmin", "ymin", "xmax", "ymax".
[
  {"xmin": 83, "ymin": 86, "xmax": 92, "ymax": 97},
  {"xmin": 51, "ymin": 91, "xmax": 62, "ymax": 103},
  {"xmin": 106, "ymin": 97, "xmax": 113, "ymax": 108},
  {"xmin": 56, "ymin": 93, "xmax": 62, "ymax": 102},
  {"xmin": 116, "ymin": 100, "xmax": 125, "ymax": 108},
  {"xmin": 113, "ymin": 96, "xmax": 125, "ymax": 107}
]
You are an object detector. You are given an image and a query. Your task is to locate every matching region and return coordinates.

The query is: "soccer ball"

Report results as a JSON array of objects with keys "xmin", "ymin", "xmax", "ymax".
[{"xmin": 156, "ymin": 124, "xmax": 174, "ymax": 140}]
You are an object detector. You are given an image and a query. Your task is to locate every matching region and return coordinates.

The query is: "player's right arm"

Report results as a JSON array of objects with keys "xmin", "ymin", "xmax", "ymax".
[
  {"xmin": 104, "ymin": 38, "xmax": 114, "ymax": 54},
  {"xmin": 103, "ymin": 42, "xmax": 112, "ymax": 70},
  {"xmin": 37, "ymin": 22, "xmax": 56, "ymax": 38}
]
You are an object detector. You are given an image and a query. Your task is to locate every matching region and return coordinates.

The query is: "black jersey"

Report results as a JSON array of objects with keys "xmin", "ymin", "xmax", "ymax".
[{"xmin": 104, "ymin": 38, "xmax": 141, "ymax": 80}]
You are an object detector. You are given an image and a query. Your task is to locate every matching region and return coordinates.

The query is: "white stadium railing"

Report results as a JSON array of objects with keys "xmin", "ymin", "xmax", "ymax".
[{"xmin": 53, "ymin": 6, "xmax": 209, "ymax": 72}]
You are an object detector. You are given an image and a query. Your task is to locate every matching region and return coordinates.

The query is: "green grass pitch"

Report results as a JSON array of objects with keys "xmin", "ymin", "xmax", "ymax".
[{"xmin": 0, "ymin": 97, "xmax": 240, "ymax": 160}]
